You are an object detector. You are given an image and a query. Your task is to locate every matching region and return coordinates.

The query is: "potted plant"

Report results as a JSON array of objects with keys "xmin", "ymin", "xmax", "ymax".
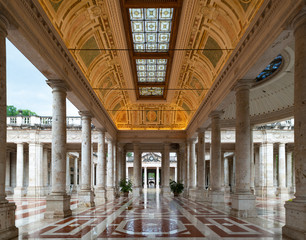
[
  {"xmin": 119, "ymin": 179, "xmax": 133, "ymax": 197},
  {"xmin": 169, "ymin": 180, "xmax": 184, "ymax": 197}
]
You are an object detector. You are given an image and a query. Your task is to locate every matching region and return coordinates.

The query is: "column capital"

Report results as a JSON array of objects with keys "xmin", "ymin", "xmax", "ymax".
[
  {"xmin": 97, "ymin": 128, "xmax": 106, "ymax": 133},
  {"xmin": 46, "ymin": 79, "xmax": 70, "ymax": 91},
  {"xmin": 79, "ymin": 111, "xmax": 92, "ymax": 118},
  {"xmin": 0, "ymin": 15, "xmax": 9, "ymax": 36},
  {"xmin": 209, "ymin": 110, "xmax": 223, "ymax": 119},
  {"xmin": 197, "ymin": 128, "xmax": 207, "ymax": 133},
  {"xmin": 234, "ymin": 79, "xmax": 254, "ymax": 92},
  {"xmin": 188, "ymin": 138, "xmax": 196, "ymax": 144}
]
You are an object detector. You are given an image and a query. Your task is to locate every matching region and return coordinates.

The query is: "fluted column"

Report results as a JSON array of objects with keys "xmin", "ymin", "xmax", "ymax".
[
  {"xmin": 278, "ymin": 143, "xmax": 287, "ymax": 194},
  {"xmin": 45, "ymin": 79, "xmax": 71, "ymax": 218},
  {"xmin": 0, "ymin": 15, "xmax": 18, "ymax": 239},
  {"xmin": 78, "ymin": 111, "xmax": 94, "ymax": 207},
  {"xmin": 14, "ymin": 143, "xmax": 25, "ymax": 196},
  {"xmin": 161, "ymin": 142, "xmax": 170, "ymax": 195},
  {"xmin": 230, "ymin": 80, "xmax": 256, "ymax": 217},
  {"xmin": 283, "ymin": 9, "xmax": 306, "ymax": 238},
  {"xmin": 121, "ymin": 149, "xmax": 126, "ymax": 181},
  {"xmin": 209, "ymin": 111, "xmax": 224, "ymax": 204},
  {"xmin": 106, "ymin": 140, "xmax": 115, "ymax": 200},
  {"xmin": 133, "ymin": 142, "xmax": 142, "ymax": 196},
  {"xmin": 95, "ymin": 130, "xmax": 106, "ymax": 204},
  {"xmin": 224, "ymin": 157, "xmax": 230, "ymax": 193},
  {"xmin": 195, "ymin": 129, "xmax": 206, "ymax": 201}
]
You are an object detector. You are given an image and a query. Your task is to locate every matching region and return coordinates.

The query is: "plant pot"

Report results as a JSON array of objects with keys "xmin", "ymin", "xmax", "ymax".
[
  {"xmin": 173, "ymin": 192, "xmax": 179, "ymax": 197},
  {"xmin": 123, "ymin": 192, "xmax": 129, "ymax": 197}
]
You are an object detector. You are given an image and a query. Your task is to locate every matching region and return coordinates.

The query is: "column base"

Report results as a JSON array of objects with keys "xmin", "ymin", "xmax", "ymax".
[
  {"xmin": 27, "ymin": 186, "xmax": 46, "ymax": 197},
  {"xmin": 208, "ymin": 190, "xmax": 224, "ymax": 205},
  {"xmin": 78, "ymin": 190, "xmax": 95, "ymax": 207},
  {"xmin": 276, "ymin": 187, "xmax": 288, "ymax": 196},
  {"xmin": 132, "ymin": 187, "xmax": 142, "ymax": 197},
  {"xmin": 14, "ymin": 187, "xmax": 26, "ymax": 197},
  {"xmin": 95, "ymin": 188, "xmax": 106, "ymax": 205},
  {"xmin": 255, "ymin": 186, "xmax": 275, "ymax": 197},
  {"xmin": 183, "ymin": 188, "xmax": 189, "ymax": 198},
  {"xmin": 191, "ymin": 188, "xmax": 206, "ymax": 202},
  {"xmin": 230, "ymin": 193, "xmax": 257, "ymax": 218},
  {"xmin": 5, "ymin": 187, "xmax": 13, "ymax": 196},
  {"xmin": 106, "ymin": 187, "xmax": 115, "ymax": 201},
  {"xmin": 282, "ymin": 200, "xmax": 306, "ymax": 240},
  {"xmin": 72, "ymin": 185, "xmax": 78, "ymax": 194},
  {"xmin": 0, "ymin": 201, "xmax": 18, "ymax": 239},
  {"xmin": 161, "ymin": 187, "xmax": 171, "ymax": 196},
  {"xmin": 45, "ymin": 194, "xmax": 72, "ymax": 219},
  {"xmin": 188, "ymin": 188, "xmax": 197, "ymax": 201}
]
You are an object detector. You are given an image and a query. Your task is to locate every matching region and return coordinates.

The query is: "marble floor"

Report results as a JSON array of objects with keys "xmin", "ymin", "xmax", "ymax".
[{"xmin": 8, "ymin": 189, "xmax": 292, "ymax": 239}]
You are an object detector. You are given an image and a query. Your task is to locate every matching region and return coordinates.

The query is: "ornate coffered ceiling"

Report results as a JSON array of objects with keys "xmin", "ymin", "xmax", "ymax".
[{"xmin": 38, "ymin": 0, "xmax": 264, "ymax": 130}]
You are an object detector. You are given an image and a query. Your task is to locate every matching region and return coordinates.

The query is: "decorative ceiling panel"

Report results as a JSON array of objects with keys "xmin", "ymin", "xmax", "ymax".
[{"xmin": 38, "ymin": 0, "xmax": 264, "ymax": 130}]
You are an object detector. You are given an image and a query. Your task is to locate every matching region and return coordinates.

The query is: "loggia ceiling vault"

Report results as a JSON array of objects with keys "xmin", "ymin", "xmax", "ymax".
[{"xmin": 38, "ymin": 0, "xmax": 264, "ymax": 130}]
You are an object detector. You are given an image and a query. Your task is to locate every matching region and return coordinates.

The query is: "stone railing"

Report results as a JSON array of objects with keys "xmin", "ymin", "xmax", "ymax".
[
  {"xmin": 255, "ymin": 119, "xmax": 294, "ymax": 130},
  {"xmin": 7, "ymin": 116, "xmax": 82, "ymax": 128}
]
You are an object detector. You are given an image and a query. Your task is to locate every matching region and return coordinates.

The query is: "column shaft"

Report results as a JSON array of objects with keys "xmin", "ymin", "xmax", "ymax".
[
  {"xmin": 133, "ymin": 143, "xmax": 141, "ymax": 196},
  {"xmin": 278, "ymin": 143, "xmax": 287, "ymax": 193},
  {"xmin": 106, "ymin": 140, "xmax": 115, "ymax": 200},
  {"xmin": 156, "ymin": 167, "xmax": 160, "ymax": 187},
  {"xmin": 14, "ymin": 143, "xmax": 25, "ymax": 196},
  {"xmin": 283, "ymin": 11, "xmax": 306, "ymax": 239},
  {"xmin": 161, "ymin": 143, "xmax": 170, "ymax": 194},
  {"xmin": 45, "ymin": 79, "xmax": 71, "ymax": 218},
  {"xmin": 230, "ymin": 81, "xmax": 256, "ymax": 217},
  {"xmin": 189, "ymin": 140, "xmax": 196, "ymax": 189},
  {"xmin": 286, "ymin": 151, "xmax": 293, "ymax": 190},
  {"xmin": 0, "ymin": 17, "xmax": 18, "ymax": 238}
]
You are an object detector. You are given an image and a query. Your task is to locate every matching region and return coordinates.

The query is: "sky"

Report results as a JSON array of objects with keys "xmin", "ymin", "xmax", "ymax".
[{"xmin": 6, "ymin": 39, "xmax": 79, "ymax": 116}]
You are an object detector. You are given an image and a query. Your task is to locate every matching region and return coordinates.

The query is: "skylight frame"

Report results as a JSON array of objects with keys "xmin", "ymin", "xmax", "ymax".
[{"xmin": 120, "ymin": 0, "xmax": 183, "ymax": 100}]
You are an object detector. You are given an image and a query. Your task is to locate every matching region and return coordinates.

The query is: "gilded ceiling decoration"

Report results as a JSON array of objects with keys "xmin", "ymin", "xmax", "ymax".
[{"xmin": 39, "ymin": 0, "xmax": 264, "ymax": 130}]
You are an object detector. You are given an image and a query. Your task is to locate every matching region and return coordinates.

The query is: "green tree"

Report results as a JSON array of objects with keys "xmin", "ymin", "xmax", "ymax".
[
  {"xmin": 7, "ymin": 105, "xmax": 18, "ymax": 116},
  {"xmin": 21, "ymin": 109, "xmax": 37, "ymax": 116}
]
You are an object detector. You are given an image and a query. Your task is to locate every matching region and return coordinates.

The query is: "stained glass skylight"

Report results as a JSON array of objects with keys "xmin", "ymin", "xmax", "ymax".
[
  {"xmin": 136, "ymin": 59, "xmax": 167, "ymax": 82},
  {"xmin": 256, "ymin": 55, "xmax": 283, "ymax": 82},
  {"xmin": 129, "ymin": 8, "xmax": 173, "ymax": 52},
  {"xmin": 139, "ymin": 87, "xmax": 164, "ymax": 96}
]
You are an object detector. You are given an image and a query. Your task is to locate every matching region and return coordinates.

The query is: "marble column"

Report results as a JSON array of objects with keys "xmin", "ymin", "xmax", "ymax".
[
  {"xmin": 209, "ymin": 111, "xmax": 224, "ymax": 204},
  {"xmin": 72, "ymin": 157, "xmax": 78, "ymax": 193},
  {"xmin": 188, "ymin": 139, "xmax": 196, "ymax": 198},
  {"xmin": 78, "ymin": 111, "xmax": 94, "ymax": 207},
  {"xmin": 121, "ymin": 149, "xmax": 126, "ymax": 180},
  {"xmin": 106, "ymin": 140, "xmax": 115, "ymax": 200},
  {"xmin": 161, "ymin": 142, "xmax": 170, "ymax": 195},
  {"xmin": 175, "ymin": 167, "xmax": 177, "ymax": 182},
  {"xmin": 5, "ymin": 152, "xmax": 11, "ymax": 195},
  {"xmin": 0, "ymin": 15, "xmax": 18, "ymax": 239},
  {"xmin": 43, "ymin": 148, "xmax": 49, "ymax": 194},
  {"xmin": 195, "ymin": 130, "xmax": 206, "ymax": 201},
  {"xmin": 283, "ymin": 9, "xmax": 306, "ymax": 239},
  {"xmin": 66, "ymin": 154, "xmax": 71, "ymax": 193},
  {"xmin": 133, "ymin": 142, "xmax": 142, "ymax": 196},
  {"xmin": 45, "ymin": 79, "xmax": 71, "ymax": 219},
  {"xmin": 221, "ymin": 152, "xmax": 225, "ymax": 191},
  {"xmin": 278, "ymin": 143, "xmax": 287, "ymax": 194},
  {"xmin": 144, "ymin": 167, "xmax": 147, "ymax": 188},
  {"xmin": 254, "ymin": 145, "xmax": 260, "ymax": 194},
  {"xmin": 95, "ymin": 130, "xmax": 106, "ymax": 204},
  {"xmin": 224, "ymin": 157, "xmax": 230, "ymax": 193},
  {"xmin": 184, "ymin": 141, "xmax": 190, "ymax": 197},
  {"xmin": 286, "ymin": 151, "xmax": 293, "ymax": 193},
  {"xmin": 266, "ymin": 143, "xmax": 275, "ymax": 196},
  {"xmin": 156, "ymin": 167, "xmax": 160, "ymax": 188},
  {"xmin": 250, "ymin": 130, "xmax": 255, "ymax": 194},
  {"xmin": 230, "ymin": 80, "xmax": 256, "ymax": 218},
  {"xmin": 27, "ymin": 142, "xmax": 44, "ymax": 196},
  {"xmin": 14, "ymin": 143, "xmax": 26, "ymax": 196}
]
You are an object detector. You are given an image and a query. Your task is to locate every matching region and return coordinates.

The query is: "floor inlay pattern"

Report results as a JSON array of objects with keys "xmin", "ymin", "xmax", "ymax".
[{"xmin": 11, "ymin": 190, "xmax": 288, "ymax": 239}]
